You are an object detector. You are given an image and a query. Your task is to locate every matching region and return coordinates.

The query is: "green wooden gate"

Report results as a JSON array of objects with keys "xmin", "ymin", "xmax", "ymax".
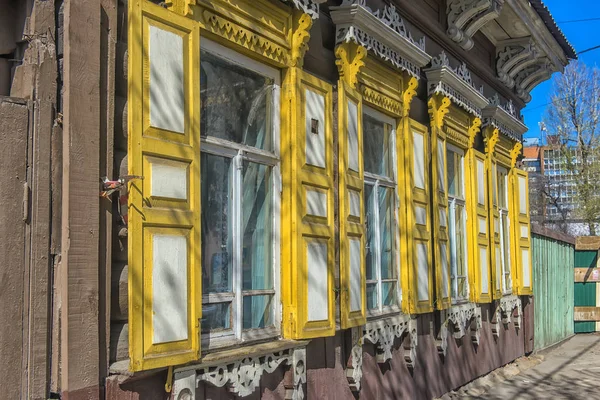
[
  {"xmin": 532, "ymin": 229, "xmax": 575, "ymax": 350},
  {"xmin": 574, "ymin": 250, "xmax": 599, "ymax": 333}
]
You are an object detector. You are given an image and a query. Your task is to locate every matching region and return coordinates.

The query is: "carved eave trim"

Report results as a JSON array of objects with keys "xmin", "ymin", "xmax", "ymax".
[
  {"xmin": 496, "ymin": 38, "xmax": 540, "ymax": 89},
  {"xmin": 285, "ymin": 0, "xmax": 321, "ymax": 19},
  {"xmin": 425, "ymin": 54, "xmax": 489, "ymax": 118},
  {"xmin": 447, "ymin": 0, "xmax": 505, "ymax": 50},
  {"xmin": 331, "ymin": 2, "xmax": 431, "ymax": 79},
  {"xmin": 482, "ymin": 98, "xmax": 527, "ymax": 142}
]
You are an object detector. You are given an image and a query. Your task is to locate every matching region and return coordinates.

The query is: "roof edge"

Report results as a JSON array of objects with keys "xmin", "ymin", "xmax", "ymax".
[{"xmin": 529, "ymin": 0, "xmax": 577, "ymax": 60}]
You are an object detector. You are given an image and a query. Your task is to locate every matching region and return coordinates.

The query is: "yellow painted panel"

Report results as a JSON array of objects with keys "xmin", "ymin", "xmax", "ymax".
[
  {"xmin": 467, "ymin": 149, "xmax": 492, "ymax": 303},
  {"xmin": 281, "ymin": 67, "xmax": 336, "ymax": 338},
  {"xmin": 128, "ymin": 0, "xmax": 201, "ymax": 371},
  {"xmin": 339, "ymin": 81, "xmax": 367, "ymax": 329},
  {"xmin": 404, "ymin": 119, "xmax": 434, "ymax": 314},
  {"xmin": 512, "ymin": 168, "xmax": 533, "ymax": 295}
]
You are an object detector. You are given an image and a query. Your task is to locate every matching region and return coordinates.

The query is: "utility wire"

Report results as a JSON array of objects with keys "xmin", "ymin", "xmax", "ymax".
[
  {"xmin": 556, "ymin": 17, "xmax": 600, "ymax": 24},
  {"xmin": 522, "ymin": 86, "xmax": 597, "ymax": 113}
]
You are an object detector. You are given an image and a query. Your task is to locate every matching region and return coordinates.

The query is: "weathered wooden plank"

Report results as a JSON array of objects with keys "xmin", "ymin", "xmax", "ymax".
[
  {"xmin": 575, "ymin": 268, "xmax": 600, "ymax": 283},
  {"xmin": 61, "ymin": 0, "xmax": 101, "ymax": 397},
  {"xmin": 576, "ymin": 237, "xmax": 600, "ymax": 251},
  {"xmin": 574, "ymin": 307, "xmax": 600, "ymax": 322},
  {"xmin": 0, "ymin": 97, "xmax": 29, "ymax": 400}
]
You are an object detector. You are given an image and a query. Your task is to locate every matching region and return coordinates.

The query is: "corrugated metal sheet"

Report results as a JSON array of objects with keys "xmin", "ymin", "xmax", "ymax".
[
  {"xmin": 575, "ymin": 251, "xmax": 598, "ymax": 269},
  {"xmin": 574, "ymin": 251, "xmax": 598, "ymax": 333},
  {"xmin": 533, "ymin": 233, "xmax": 574, "ymax": 350}
]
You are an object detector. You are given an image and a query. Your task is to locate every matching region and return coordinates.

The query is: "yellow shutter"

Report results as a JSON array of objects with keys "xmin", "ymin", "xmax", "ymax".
[
  {"xmin": 404, "ymin": 119, "xmax": 434, "ymax": 314},
  {"xmin": 281, "ymin": 67, "xmax": 336, "ymax": 338},
  {"xmin": 489, "ymin": 160, "xmax": 503, "ymax": 300},
  {"xmin": 339, "ymin": 81, "xmax": 367, "ymax": 328},
  {"xmin": 511, "ymin": 168, "xmax": 533, "ymax": 295},
  {"xmin": 128, "ymin": 0, "xmax": 201, "ymax": 371},
  {"xmin": 432, "ymin": 130, "xmax": 451, "ymax": 309},
  {"xmin": 466, "ymin": 149, "xmax": 492, "ymax": 303}
]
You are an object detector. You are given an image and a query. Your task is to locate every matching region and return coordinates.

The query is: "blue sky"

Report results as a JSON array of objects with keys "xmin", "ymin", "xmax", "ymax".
[{"xmin": 522, "ymin": 0, "xmax": 600, "ymax": 143}]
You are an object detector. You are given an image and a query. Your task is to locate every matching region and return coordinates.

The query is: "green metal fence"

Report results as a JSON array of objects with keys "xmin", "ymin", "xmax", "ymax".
[
  {"xmin": 532, "ymin": 227, "xmax": 575, "ymax": 351},
  {"xmin": 574, "ymin": 250, "xmax": 598, "ymax": 333}
]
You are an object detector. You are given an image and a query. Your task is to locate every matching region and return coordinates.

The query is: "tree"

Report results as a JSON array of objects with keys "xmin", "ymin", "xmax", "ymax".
[{"xmin": 542, "ymin": 61, "xmax": 600, "ymax": 235}]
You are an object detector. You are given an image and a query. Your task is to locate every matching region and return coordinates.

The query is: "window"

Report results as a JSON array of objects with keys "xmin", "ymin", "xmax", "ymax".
[
  {"xmin": 497, "ymin": 166, "xmax": 512, "ymax": 294},
  {"xmin": 200, "ymin": 40, "xmax": 280, "ymax": 347},
  {"xmin": 446, "ymin": 145, "xmax": 468, "ymax": 303},
  {"xmin": 363, "ymin": 107, "xmax": 399, "ymax": 315}
]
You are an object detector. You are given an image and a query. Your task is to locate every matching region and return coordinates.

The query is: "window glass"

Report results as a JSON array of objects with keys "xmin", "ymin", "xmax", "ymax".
[
  {"xmin": 241, "ymin": 161, "xmax": 273, "ymax": 291},
  {"xmin": 447, "ymin": 147, "xmax": 467, "ymax": 302},
  {"xmin": 201, "ymin": 154, "xmax": 233, "ymax": 332},
  {"xmin": 200, "ymin": 46, "xmax": 279, "ymax": 344},
  {"xmin": 363, "ymin": 113, "xmax": 392, "ymax": 177},
  {"xmin": 201, "ymin": 50, "xmax": 273, "ymax": 151},
  {"xmin": 363, "ymin": 108, "xmax": 398, "ymax": 314}
]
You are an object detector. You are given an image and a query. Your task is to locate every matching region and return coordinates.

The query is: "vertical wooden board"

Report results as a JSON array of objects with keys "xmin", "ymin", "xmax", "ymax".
[{"xmin": 0, "ymin": 99, "xmax": 28, "ymax": 400}]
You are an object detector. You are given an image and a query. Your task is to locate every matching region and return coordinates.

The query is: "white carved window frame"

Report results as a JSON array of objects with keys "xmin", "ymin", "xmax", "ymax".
[{"xmin": 200, "ymin": 38, "xmax": 282, "ymax": 350}]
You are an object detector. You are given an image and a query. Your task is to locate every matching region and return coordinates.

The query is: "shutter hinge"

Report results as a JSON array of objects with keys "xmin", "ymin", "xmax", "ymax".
[{"xmin": 22, "ymin": 182, "xmax": 29, "ymax": 222}]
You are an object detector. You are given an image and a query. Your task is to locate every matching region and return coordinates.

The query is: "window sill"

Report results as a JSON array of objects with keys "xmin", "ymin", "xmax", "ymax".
[{"xmin": 179, "ymin": 338, "xmax": 310, "ymax": 371}]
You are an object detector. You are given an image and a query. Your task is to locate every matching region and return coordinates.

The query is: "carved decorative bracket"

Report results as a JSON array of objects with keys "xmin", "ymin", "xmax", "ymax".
[
  {"xmin": 428, "ymin": 95, "xmax": 452, "ymax": 130},
  {"xmin": 290, "ymin": 12, "xmax": 313, "ymax": 68},
  {"xmin": 482, "ymin": 94, "xmax": 527, "ymax": 142},
  {"xmin": 492, "ymin": 295, "xmax": 523, "ymax": 338},
  {"xmin": 510, "ymin": 142, "xmax": 523, "ymax": 167},
  {"xmin": 447, "ymin": 0, "xmax": 505, "ymax": 50},
  {"xmin": 331, "ymin": 0, "xmax": 431, "ymax": 79},
  {"xmin": 436, "ymin": 303, "xmax": 483, "ymax": 357},
  {"xmin": 484, "ymin": 128, "xmax": 499, "ymax": 154},
  {"xmin": 403, "ymin": 77, "xmax": 419, "ymax": 118},
  {"xmin": 425, "ymin": 52, "xmax": 489, "ymax": 118},
  {"xmin": 496, "ymin": 38, "xmax": 540, "ymax": 89},
  {"xmin": 335, "ymin": 42, "xmax": 367, "ymax": 89},
  {"xmin": 468, "ymin": 117, "xmax": 482, "ymax": 147},
  {"xmin": 172, "ymin": 347, "xmax": 307, "ymax": 400},
  {"xmin": 347, "ymin": 315, "xmax": 418, "ymax": 391},
  {"xmin": 514, "ymin": 58, "xmax": 553, "ymax": 103}
]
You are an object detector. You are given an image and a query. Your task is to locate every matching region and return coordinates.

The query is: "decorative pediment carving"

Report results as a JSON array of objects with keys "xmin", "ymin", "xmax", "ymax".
[
  {"xmin": 331, "ymin": 0, "xmax": 431, "ymax": 79},
  {"xmin": 482, "ymin": 94, "xmax": 527, "ymax": 142},
  {"xmin": 436, "ymin": 303, "xmax": 483, "ymax": 357},
  {"xmin": 171, "ymin": 347, "xmax": 307, "ymax": 400},
  {"xmin": 447, "ymin": 0, "xmax": 505, "ymax": 50},
  {"xmin": 496, "ymin": 38, "xmax": 540, "ymax": 89},
  {"xmin": 347, "ymin": 315, "xmax": 418, "ymax": 391},
  {"xmin": 514, "ymin": 58, "xmax": 553, "ymax": 102},
  {"xmin": 492, "ymin": 295, "xmax": 523, "ymax": 338},
  {"xmin": 425, "ymin": 52, "xmax": 489, "ymax": 117},
  {"xmin": 285, "ymin": 0, "xmax": 321, "ymax": 20}
]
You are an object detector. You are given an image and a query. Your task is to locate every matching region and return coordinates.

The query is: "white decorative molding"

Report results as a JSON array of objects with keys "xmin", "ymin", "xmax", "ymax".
[
  {"xmin": 496, "ymin": 38, "xmax": 540, "ymax": 89},
  {"xmin": 436, "ymin": 303, "xmax": 483, "ymax": 357},
  {"xmin": 172, "ymin": 347, "xmax": 307, "ymax": 399},
  {"xmin": 331, "ymin": 0, "xmax": 431, "ymax": 79},
  {"xmin": 482, "ymin": 94, "xmax": 527, "ymax": 142},
  {"xmin": 425, "ymin": 52, "xmax": 489, "ymax": 117},
  {"xmin": 447, "ymin": 0, "xmax": 505, "ymax": 50},
  {"xmin": 514, "ymin": 58, "xmax": 553, "ymax": 102},
  {"xmin": 286, "ymin": 0, "xmax": 321, "ymax": 19},
  {"xmin": 492, "ymin": 295, "xmax": 523, "ymax": 338},
  {"xmin": 347, "ymin": 315, "xmax": 418, "ymax": 391}
]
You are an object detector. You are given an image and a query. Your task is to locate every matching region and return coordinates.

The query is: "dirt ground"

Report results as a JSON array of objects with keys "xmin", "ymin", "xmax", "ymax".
[{"xmin": 439, "ymin": 333, "xmax": 600, "ymax": 400}]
